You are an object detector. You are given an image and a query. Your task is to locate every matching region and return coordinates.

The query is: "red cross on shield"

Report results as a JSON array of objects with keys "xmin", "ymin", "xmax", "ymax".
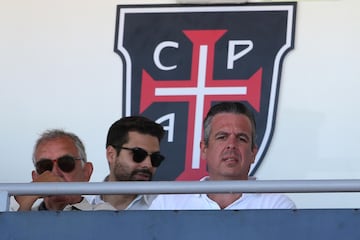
[{"xmin": 140, "ymin": 30, "xmax": 262, "ymax": 180}]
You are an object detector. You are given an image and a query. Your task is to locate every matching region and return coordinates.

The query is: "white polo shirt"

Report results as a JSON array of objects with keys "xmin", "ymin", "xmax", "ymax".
[{"xmin": 149, "ymin": 177, "xmax": 296, "ymax": 210}]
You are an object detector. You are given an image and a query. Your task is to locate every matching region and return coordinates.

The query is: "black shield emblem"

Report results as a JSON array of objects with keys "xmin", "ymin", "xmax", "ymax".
[{"xmin": 114, "ymin": 3, "xmax": 296, "ymax": 180}]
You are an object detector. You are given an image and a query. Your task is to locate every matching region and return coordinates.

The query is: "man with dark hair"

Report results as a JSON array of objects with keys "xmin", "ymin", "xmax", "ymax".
[
  {"xmin": 90, "ymin": 116, "xmax": 165, "ymax": 209},
  {"xmin": 12, "ymin": 129, "xmax": 115, "ymax": 211},
  {"xmin": 150, "ymin": 102, "xmax": 295, "ymax": 209}
]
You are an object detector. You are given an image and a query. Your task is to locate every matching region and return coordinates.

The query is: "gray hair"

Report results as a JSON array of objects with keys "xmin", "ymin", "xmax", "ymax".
[
  {"xmin": 32, "ymin": 129, "xmax": 87, "ymax": 164},
  {"xmin": 203, "ymin": 102, "xmax": 257, "ymax": 149}
]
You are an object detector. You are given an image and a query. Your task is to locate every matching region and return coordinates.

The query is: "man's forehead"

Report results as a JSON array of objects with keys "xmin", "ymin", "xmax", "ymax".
[
  {"xmin": 211, "ymin": 112, "xmax": 251, "ymax": 125},
  {"xmin": 127, "ymin": 130, "xmax": 157, "ymax": 139},
  {"xmin": 37, "ymin": 136, "xmax": 73, "ymax": 147},
  {"xmin": 127, "ymin": 131, "xmax": 160, "ymax": 147},
  {"xmin": 35, "ymin": 137, "xmax": 77, "ymax": 158},
  {"xmin": 210, "ymin": 113, "xmax": 252, "ymax": 131}
]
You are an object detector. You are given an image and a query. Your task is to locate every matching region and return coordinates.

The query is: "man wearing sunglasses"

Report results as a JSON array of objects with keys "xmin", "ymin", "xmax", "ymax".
[
  {"xmin": 11, "ymin": 129, "xmax": 115, "ymax": 211},
  {"xmin": 150, "ymin": 102, "xmax": 295, "ymax": 210},
  {"xmin": 89, "ymin": 116, "xmax": 165, "ymax": 210}
]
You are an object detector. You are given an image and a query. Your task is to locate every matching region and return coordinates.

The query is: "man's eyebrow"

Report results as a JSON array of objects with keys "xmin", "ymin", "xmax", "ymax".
[
  {"xmin": 236, "ymin": 132, "xmax": 252, "ymax": 141},
  {"xmin": 214, "ymin": 131, "xmax": 229, "ymax": 136}
]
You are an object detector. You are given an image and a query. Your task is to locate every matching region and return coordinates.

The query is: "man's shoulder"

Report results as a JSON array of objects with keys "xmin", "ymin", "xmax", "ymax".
[
  {"xmin": 66, "ymin": 197, "xmax": 115, "ymax": 211},
  {"xmin": 240, "ymin": 193, "xmax": 296, "ymax": 209},
  {"xmin": 92, "ymin": 202, "xmax": 116, "ymax": 211}
]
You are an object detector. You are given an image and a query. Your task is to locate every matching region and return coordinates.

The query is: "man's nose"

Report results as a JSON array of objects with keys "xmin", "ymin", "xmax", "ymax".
[
  {"xmin": 226, "ymin": 135, "xmax": 237, "ymax": 149},
  {"xmin": 140, "ymin": 155, "xmax": 153, "ymax": 168},
  {"xmin": 51, "ymin": 162, "xmax": 62, "ymax": 175}
]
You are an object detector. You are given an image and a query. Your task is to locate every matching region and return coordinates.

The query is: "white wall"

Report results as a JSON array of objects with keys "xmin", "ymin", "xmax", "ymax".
[
  {"xmin": 255, "ymin": 0, "xmax": 360, "ymax": 207},
  {"xmin": 0, "ymin": 0, "xmax": 359, "ymax": 208}
]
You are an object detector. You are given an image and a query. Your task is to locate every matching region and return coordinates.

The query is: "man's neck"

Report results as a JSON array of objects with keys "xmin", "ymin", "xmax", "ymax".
[
  {"xmin": 205, "ymin": 175, "xmax": 248, "ymax": 209},
  {"xmin": 207, "ymin": 193, "xmax": 242, "ymax": 209}
]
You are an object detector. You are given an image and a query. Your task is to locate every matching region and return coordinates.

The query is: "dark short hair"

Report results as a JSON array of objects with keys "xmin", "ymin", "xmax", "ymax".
[
  {"xmin": 203, "ymin": 102, "xmax": 257, "ymax": 149},
  {"xmin": 106, "ymin": 116, "xmax": 165, "ymax": 153}
]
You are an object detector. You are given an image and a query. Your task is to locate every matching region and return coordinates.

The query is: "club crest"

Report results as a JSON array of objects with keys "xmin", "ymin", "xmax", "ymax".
[{"xmin": 114, "ymin": 3, "xmax": 296, "ymax": 180}]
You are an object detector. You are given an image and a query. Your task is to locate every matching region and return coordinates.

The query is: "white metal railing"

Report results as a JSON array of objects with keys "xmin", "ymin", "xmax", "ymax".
[{"xmin": 2, "ymin": 179, "xmax": 360, "ymax": 211}]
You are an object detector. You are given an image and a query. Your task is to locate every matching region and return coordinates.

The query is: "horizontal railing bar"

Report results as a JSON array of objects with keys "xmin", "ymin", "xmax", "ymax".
[{"xmin": 1, "ymin": 179, "xmax": 360, "ymax": 195}]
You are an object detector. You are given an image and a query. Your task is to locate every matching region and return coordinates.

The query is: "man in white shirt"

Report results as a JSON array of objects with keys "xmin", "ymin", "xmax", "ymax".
[
  {"xmin": 90, "ymin": 116, "xmax": 165, "ymax": 210},
  {"xmin": 150, "ymin": 102, "xmax": 295, "ymax": 210}
]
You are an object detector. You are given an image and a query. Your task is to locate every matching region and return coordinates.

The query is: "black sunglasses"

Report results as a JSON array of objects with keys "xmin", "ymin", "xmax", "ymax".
[
  {"xmin": 35, "ymin": 155, "xmax": 83, "ymax": 174},
  {"xmin": 120, "ymin": 147, "xmax": 165, "ymax": 167}
]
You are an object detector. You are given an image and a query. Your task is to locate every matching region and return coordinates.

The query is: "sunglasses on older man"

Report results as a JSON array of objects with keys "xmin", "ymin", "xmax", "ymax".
[
  {"xmin": 119, "ymin": 147, "xmax": 165, "ymax": 167},
  {"xmin": 35, "ymin": 155, "xmax": 83, "ymax": 174}
]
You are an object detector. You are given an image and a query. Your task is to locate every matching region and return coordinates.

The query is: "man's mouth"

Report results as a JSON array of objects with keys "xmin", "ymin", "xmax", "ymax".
[
  {"xmin": 131, "ymin": 170, "xmax": 152, "ymax": 181},
  {"xmin": 222, "ymin": 155, "xmax": 239, "ymax": 164}
]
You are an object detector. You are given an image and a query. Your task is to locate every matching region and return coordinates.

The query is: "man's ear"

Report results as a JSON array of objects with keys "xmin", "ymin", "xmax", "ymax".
[
  {"xmin": 200, "ymin": 141, "xmax": 207, "ymax": 160},
  {"xmin": 106, "ymin": 146, "xmax": 117, "ymax": 165},
  {"xmin": 251, "ymin": 145, "xmax": 258, "ymax": 164},
  {"xmin": 83, "ymin": 162, "xmax": 93, "ymax": 181},
  {"xmin": 31, "ymin": 170, "xmax": 38, "ymax": 181}
]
